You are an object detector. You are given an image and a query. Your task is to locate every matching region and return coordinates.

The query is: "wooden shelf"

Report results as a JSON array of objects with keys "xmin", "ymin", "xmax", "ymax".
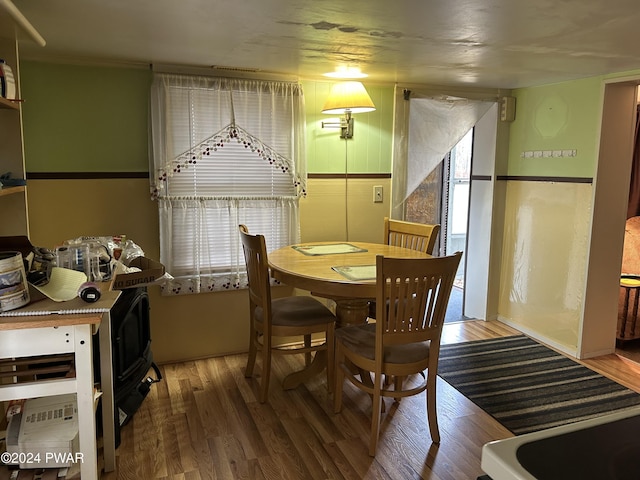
[
  {"xmin": 0, "ymin": 96, "xmax": 20, "ymax": 110},
  {"xmin": 0, "ymin": 0, "xmax": 42, "ymax": 241},
  {"xmin": 0, "ymin": 185, "xmax": 25, "ymax": 197}
]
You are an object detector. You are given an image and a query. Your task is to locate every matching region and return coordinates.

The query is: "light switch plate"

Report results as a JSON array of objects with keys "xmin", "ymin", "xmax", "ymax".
[{"xmin": 373, "ymin": 185, "xmax": 383, "ymax": 203}]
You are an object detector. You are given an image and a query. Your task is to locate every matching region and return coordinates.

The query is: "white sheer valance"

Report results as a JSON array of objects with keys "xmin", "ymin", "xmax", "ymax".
[
  {"xmin": 149, "ymin": 73, "xmax": 306, "ymax": 294},
  {"xmin": 391, "ymin": 86, "xmax": 496, "ymax": 218}
]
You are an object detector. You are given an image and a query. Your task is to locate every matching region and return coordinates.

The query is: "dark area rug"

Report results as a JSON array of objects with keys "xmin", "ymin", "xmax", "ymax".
[{"xmin": 438, "ymin": 335, "xmax": 640, "ymax": 435}]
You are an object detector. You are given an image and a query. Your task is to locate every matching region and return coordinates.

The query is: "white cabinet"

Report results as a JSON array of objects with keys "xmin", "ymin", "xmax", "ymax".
[{"xmin": 0, "ymin": 305, "xmax": 119, "ymax": 480}]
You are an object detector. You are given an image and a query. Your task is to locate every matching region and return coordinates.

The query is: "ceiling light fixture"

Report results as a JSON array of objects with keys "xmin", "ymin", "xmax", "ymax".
[
  {"xmin": 323, "ymin": 66, "xmax": 368, "ymax": 79},
  {"xmin": 321, "ymin": 81, "xmax": 376, "ymax": 139}
]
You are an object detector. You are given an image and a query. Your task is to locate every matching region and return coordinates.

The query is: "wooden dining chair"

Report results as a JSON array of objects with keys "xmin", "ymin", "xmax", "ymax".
[
  {"xmin": 334, "ymin": 251, "xmax": 462, "ymax": 456},
  {"xmin": 238, "ymin": 225, "xmax": 336, "ymax": 403},
  {"xmin": 384, "ymin": 217, "xmax": 441, "ymax": 255},
  {"xmin": 369, "ymin": 217, "xmax": 441, "ymax": 320}
]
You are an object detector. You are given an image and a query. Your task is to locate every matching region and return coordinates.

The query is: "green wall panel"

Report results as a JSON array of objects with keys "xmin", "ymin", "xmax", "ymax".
[
  {"xmin": 19, "ymin": 65, "xmax": 391, "ymax": 176},
  {"xmin": 303, "ymin": 80, "xmax": 393, "ymax": 174},
  {"xmin": 508, "ymin": 76, "xmax": 603, "ymax": 178},
  {"xmin": 20, "ymin": 61, "xmax": 151, "ymax": 172}
]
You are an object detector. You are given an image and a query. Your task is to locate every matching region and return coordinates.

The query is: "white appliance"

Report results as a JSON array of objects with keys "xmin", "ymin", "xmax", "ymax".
[{"xmin": 6, "ymin": 394, "xmax": 79, "ymax": 468}]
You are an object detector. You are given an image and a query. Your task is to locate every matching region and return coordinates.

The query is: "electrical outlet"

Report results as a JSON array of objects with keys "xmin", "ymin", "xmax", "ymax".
[{"xmin": 373, "ymin": 185, "xmax": 383, "ymax": 203}]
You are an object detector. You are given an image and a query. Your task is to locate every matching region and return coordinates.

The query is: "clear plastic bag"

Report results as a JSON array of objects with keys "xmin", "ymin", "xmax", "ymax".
[{"xmin": 63, "ymin": 235, "xmax": 146, "ymax": 281}]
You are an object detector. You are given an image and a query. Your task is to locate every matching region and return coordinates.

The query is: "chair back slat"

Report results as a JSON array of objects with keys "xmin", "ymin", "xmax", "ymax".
[
  {"xmin": 376, "ymin": 252, "xmax": 462, "ymax": 347},
  {"xmin": 384, "ymin": 217, "xmax": 441, "ymax": 255}
]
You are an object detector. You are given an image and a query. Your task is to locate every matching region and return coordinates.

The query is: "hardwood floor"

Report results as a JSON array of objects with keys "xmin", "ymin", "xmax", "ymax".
[
  {"xmin": 98, "ymin": 319, "xmax": 640, "ymax": 480},
  {"xmin": 617, "ymin": 338, "xmax": 640, "ymax": 365}
]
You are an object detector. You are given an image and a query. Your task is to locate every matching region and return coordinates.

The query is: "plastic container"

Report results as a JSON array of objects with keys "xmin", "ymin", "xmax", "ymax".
[
  {"xmin": 55, "ymin": 244, "xmax": 89, "ymax": 278},
  {"xmin": 0, "ymin": 59, "xmax": 16, "ymax": 99},
  {"xmin": 0, "ymin": 251, "xmax": 30, "ymax": 312}
]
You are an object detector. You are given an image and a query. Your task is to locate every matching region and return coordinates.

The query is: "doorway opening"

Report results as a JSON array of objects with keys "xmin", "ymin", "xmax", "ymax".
[
  {"xmin": 616, "ymin": 84, "xmax": 640, "ymax": 364},
  {"xmin": 442, "ymin": 128, "xmax": 472, "ymax": 285},
  {"xmin": 405, "ymin": 128, "xmax": 473, "ymax": 322},
  {"xmin": 585, "ymin": 78, "xmax": 638, "ymax": 360}
]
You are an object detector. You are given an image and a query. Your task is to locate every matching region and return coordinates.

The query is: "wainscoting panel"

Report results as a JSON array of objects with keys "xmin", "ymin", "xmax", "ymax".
[{"xmin": 497, "ymin": 180, "xmax": 592, "ymax": 352}]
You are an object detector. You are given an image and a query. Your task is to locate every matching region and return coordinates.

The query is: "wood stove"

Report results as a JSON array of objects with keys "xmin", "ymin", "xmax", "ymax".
[{"xmin": 94, "ymin": 286, "xmax": 161, "ymax": 447}]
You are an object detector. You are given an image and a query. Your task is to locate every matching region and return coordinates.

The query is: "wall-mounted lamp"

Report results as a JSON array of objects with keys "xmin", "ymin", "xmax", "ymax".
[{"xmin": 321, "ymin": 81, "xmax": 376, "ymax": 139}]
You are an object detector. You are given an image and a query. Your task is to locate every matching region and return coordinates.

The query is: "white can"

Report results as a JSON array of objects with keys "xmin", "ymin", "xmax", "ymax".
[{"xmin": 0, "ymin": 251, "xmax": 30, "ymax": 312}]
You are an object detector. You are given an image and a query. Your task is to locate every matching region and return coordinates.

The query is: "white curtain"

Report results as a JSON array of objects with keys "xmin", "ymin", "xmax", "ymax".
[
  {"xmin": 149, "ymin": 73, "xmax": 306, "ymax": 294},
  {"xmin": 391, "ymin": 86, "xmax": 496, "ymax": 218}
]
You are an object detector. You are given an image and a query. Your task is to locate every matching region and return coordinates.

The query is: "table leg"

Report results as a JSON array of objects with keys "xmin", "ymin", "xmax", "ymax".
[
  {"xmin": 332, "ymin": 299, "xmax": 376, "ymax": 390},
  {"xmin": 282, "ymin": 350, "xmax": 327, "ymax": 390},
  {"xmin": 281, "ymin": 298, "xmax": 371, "ymax": 390},
  {"xmin": 621, "ymin": 287, "xmax": 630, "ymax": 338},
  {"xmin": 334, "ymin": 299, "xmax": 370, "ymax": 327},
  {"xmin": 631, "ymin": 288, "xmax": 640, "ymax": 336}
]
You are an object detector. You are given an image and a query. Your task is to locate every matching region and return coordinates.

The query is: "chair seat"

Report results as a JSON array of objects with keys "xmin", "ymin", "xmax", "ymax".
[
  {"xmin": 335, "ymin": 324, "xmax": 430, "ymax": 364},
  {"xmin": 256, "ymin": 296, "xmax": 335, "ymax": 327}
]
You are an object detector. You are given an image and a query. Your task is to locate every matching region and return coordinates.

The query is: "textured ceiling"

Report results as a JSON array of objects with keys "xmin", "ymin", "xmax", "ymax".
[{"xmin": 11, "ymin": 0, "xmax": 640, "ymax": 89}]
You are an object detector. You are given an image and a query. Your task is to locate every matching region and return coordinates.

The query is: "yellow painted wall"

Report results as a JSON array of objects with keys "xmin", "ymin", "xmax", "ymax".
[
  {"xmin": 300, "ymin": 178, "xmax": 391, "ymax": 244},
  {"xmin": 497, "ymin": 181, "xmax": 592, "ymax": 351},
  {"xmin": 25, "ymin": 176, "xmax": 390, "ymax": 363}
]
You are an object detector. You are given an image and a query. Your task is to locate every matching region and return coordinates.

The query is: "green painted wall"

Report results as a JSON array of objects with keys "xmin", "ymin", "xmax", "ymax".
[
  {"xmin": 20, "ymin": 61, "xmax": 151, "ymax": 172},
  {"xmin": 302, "ymin": 80, "xmax": 394, "ymax": 174},
  {"xmin": 508, "ymin": 76, "xmax": 603, "ymax": 177},
  {"xmin": 19, "ymin": 63, "xmax": 393, "ymax": 176}
]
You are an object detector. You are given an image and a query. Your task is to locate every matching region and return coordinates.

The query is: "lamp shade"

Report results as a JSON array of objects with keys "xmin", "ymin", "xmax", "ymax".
[{"xmin": 321, "ymin": 81, "xmax": 376, "ymax": 114}]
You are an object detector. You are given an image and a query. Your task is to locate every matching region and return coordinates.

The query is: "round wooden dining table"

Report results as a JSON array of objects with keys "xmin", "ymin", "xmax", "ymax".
[
  {"xmin": 268, "ymin": 241, "xmax": 431, "ymax": 390},
  {"xmin": 268, "ymin": 241, "xmax": 431, "ymax": 328}
]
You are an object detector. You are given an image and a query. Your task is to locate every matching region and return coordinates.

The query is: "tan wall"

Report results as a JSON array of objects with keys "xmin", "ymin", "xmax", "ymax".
[
  {"xmin": 301, "ymin": 178, "xmax": 391, "ymax": 244},
  {"xmin": 497, "ymin": 181, "xmax": 592, "ymax": 352},
  {"xmin": 26, "ymin": 176, "xmax": 390, "ymax": 364}
]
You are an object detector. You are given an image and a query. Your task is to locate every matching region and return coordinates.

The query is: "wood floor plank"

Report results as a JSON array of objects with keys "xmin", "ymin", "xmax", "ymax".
[
  {"xmin": 228, "ymin": 395, "xmax": 270, "ymax": 461},
  {"xmin": 183, "ymin": 471, "xmax": 202, "ymax": 480},
  {"xmin": 582, "ymin": 353, "xmax": 640, "ymax": 392},
  {"xmin": 222, "ymin": 354, "xmax": 256, "ymax": 406},
  {"xmin": 245, "ymin": 403, "xmax": 315, "ymax": 480},
  {"xmin": 172, "ymin": 413, "xmax": 199, "ymax": 473},
  {"xmin": 333, "ymin": 437, "xmax": 393, "ymax": 480},
  {"xmin": 278, "ymin": 414, "xmax": 344, "ymax": 479},
  {"xmin": 207, "ymin": 436, "xmax": 239, "ymax": 479},
  {"xmin": 286, "ymin": 386, "xmax": 344, "ymax": 444},
  {"xmin": 320, "ymin": 441, "xmax": 363, "ymax": 480},
  {"xmin": 163, "ymin": 364, "xmax": 190, "ymax": 416},
  {"xmin": 162, "ymin": 420, "xmax": 185, "ymax": 477}
]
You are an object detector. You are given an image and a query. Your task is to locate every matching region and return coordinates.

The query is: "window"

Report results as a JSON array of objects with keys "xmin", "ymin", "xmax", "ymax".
[{"xmin": 149, "ymin": 73, "xmax": 307, "ymax": 295}]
